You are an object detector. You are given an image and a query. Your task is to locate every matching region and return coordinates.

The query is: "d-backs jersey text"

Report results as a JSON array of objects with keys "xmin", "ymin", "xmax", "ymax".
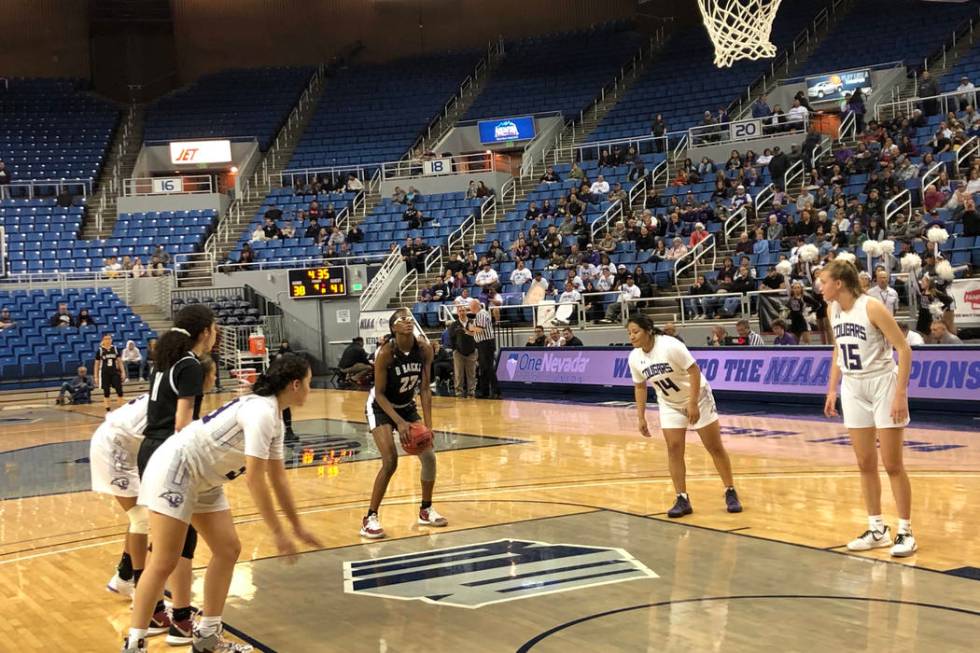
[{"xmin": 375, "ymin": 340, "xmax": 424, "ymax": 408}]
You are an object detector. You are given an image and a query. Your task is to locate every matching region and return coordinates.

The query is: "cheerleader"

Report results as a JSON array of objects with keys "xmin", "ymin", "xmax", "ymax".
[
  {"xmin": 627, "ymin": 314, "xmax": 741, "ymax": 518},
  {"xmin": 821, "ymin": 259, "xmax": 916, "ymax": 557},
  {"xmin": 123, "ymin": 354, "xmax": 321, "ymax": 653},
  {"xmin": 786, "ymin": 280, "xmax": 821, "ymax": 344},
  {"xmin": 95, "ymin": 334, "xmax": 126, "ymax": 412},
  {"xmin": 94, "ymin": 356, "xmax": 215, "ymax": 599}
]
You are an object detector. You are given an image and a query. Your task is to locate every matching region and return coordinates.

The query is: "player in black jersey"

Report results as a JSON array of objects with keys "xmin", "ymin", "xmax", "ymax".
[
  {"xmin": 138, "ymin": 304, "xmax": 217, "ymax": 644},
  {"xmin": 95, "ymin": 334, "xmax": 125, "ymax": 412},
  {"xmin": 360, "ymin": 308, "xmax": 444, "ymax": 539}
]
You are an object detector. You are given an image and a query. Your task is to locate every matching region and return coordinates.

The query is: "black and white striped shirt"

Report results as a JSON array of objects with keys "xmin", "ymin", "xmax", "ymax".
[{"xmin": 473, "ymin": 309, "xmax": 495, "ymax": 343}]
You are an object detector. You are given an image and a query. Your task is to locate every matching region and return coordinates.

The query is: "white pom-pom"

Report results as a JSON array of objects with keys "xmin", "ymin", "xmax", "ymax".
[
  {"xmin": 879, "ymin": 239, "xmax": 895, "ymax": 256},
  {"xmin": 799, "ymin": 243, "xmax": 819, "ymax": 263},
  {"xmin": 928, "ymin": 301, "xmax": 945, "ymax": 319},
  {"xmin": 935, "ymin": 260, "xmax": 955, "ymax": 281},
  {"xmin": 776, "ymin": 260, "xmax": 792, "ymax": 276},
  {"xmin": 927, "ymin": 226, "xmax": 949, "ymax": 243},
  {"xmin": 901, "ymin": 253, "xmax": 922, "ymax": 271},
  {"xmin": 861, "ymin": 240, "xmax": 881, "ymax": 256},
  {"xmin": 836, "ymin": 251, "xmax": 857, "ymax": 264}
]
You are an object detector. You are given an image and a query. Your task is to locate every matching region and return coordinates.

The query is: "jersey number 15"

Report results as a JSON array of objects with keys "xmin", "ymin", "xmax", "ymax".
[{"xmin": 839, "ymin": 343, "xmax": 863, "ymax": 371}]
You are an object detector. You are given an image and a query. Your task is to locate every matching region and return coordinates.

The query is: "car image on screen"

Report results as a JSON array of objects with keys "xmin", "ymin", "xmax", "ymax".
[{"xmin": 808, "ymin": 79, "xmax": 843, "ymax": 99}]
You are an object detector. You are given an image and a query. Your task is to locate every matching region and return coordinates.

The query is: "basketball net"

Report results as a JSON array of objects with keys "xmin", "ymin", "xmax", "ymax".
[{"xmin": 698, "ymin": 0, "xmax": 783, "ymax": 68}]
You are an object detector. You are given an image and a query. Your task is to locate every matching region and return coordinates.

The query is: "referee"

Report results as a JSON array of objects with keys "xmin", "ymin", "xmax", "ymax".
[{"xmin": 469, "ymin": 298, "xmax": 500, "ymax": 399}]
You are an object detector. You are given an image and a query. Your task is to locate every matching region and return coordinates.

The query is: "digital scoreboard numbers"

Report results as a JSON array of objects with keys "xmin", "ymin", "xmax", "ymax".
[{"xmin": 287, "ymin": 266, "xmax": 347, "ymax": 299}]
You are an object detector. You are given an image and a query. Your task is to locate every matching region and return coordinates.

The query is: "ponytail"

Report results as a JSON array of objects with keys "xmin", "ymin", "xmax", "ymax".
[
  {"xmin": 156, "ymin": 304, "xmax": 215, "ymax": 371},
  {"xmin": 824, "ymin": 259, "xmax": 863, "ymax": 298},
  {"xmin": 252, "ymin": 353, "xmax": 310, "ymax": 396}
]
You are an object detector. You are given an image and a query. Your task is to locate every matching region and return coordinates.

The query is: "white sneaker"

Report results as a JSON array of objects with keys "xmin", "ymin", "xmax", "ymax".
[
  {"xmin": 121, "ymin": 637, "xmax": 147, "ymax": 653},
  {"xmin": 847, "ymin": 526, "xmax": 893, "ymax": 551},
  {"xmin": 360, "ymin": 514, "xmax": 385, "ymax": 539},
  {"xmin": 419, "ymin": 507, "xmax": 448, "ymax": 527},
  {"xmin": 107, "ymin": 572, "xmax": 135, "ymax": 598},
  {"xmin": 890, "ymin": 532, "xmax": 918, "ymax": 557}
]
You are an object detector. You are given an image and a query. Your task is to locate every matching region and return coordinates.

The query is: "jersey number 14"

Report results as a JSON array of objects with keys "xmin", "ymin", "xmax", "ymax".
[{"xmin": 654, "ymin": 378, "xmax": 681, "ymax": 395}]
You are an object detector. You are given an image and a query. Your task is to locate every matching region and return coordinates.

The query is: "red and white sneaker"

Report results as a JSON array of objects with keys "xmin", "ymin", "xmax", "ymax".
[
  {"xmin": 418, "ymin": 507, "xmax": 448, "ymax": 527},
  {"xmin": 359, "ymin": 514, "xmax": 385, "ymax": 539},
  {"xmin": 147, "ymin": 605, "xmax": 173, "ymax": 636}
]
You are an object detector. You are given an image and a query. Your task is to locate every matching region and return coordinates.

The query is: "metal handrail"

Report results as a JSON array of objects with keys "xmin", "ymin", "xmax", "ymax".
[
  {"xmin": 673, "ymin": 233, "xmax": 716, "ymax": 291},
  {"xmin": 589, "ymin": 200, "xmax": 623, "ymax": 241},
  {"xmin": 359, "ymin": 247, "xmax": 405, "ymax": 310},
  {"xmin": 0, "ymin": 178, "xmax": 93, "ymax": 200},
  {"xmin": 500, "ymin": 177, "xmax": 517, "ymax": 204},
  {"xmin": 220, "ymin": 252, "xmax": 387, "ymax": 273},
  {"xmin": 783, "ymin": 158, "xmax": 806, "ymax": 193},
  {"xmin": 381, "ymin": 152, "xmax": 496, "ymax": 181},
  {"xmin": 956, "ymin": 135, "xmax": 979, "ymax": 171},
  {"xmin": 883, "ymin": 188, "xmax": 912, "ymax": 230},
  {"xmin": 573, "ymin": 134, "xmax": 670, "ymax": 161},
  {"xmin": 689, "ymin": 113, "xmax": 810, "ymax": 148},
  {"xmin": 754, "ymin": 183, "xmax": 776, "ymax": 211},
  {"xmin": 122, "ymin": 175, "xmax": 214, "ymax": 196},
  {"xmin": 398, "ymin": 268, "xmax": 418, "ymax": 304},
  {"xmin": 921, "ymin": 160, "xmax": 946, "ymax": 194},
  {"xmin": 628, "ymin": 176, "xmax": 648, "ymax": 210},
  {"xmin": 651, "ymin": 158, "xmax": 669, "ymax": 190},
  {"xmin": 723, "ymin": 206, "xmax": 748, "ymax": 244},
  {"xmin": 812, "ymin": 136, "xmax": 832, "ymax": 170},
  {"xmin": 875, "ymin": 88, "xmax": 975, "ymax": 124},
  {"xmin": 447, "ymin": 214, "xmax": 475, "ymax": 254},
  {"xmin": 837, "ymin": 110, "xmax": 857, "ymax": 142}
]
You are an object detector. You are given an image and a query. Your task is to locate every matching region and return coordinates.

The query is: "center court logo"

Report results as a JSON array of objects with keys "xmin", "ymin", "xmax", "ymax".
[{"xmin": 343, "ymin": 539, "xmax": 657, "ymax": 608}]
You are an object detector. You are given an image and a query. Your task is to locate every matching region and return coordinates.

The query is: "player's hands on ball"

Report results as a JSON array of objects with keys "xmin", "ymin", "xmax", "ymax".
[
  {"xmin": 824, "ymin": 392, "xmax": 838, "ymax": 418},
  {"xmin": 638, "ymin": 417, "xmax": 652, "ymax": 438},
  {"xmin": 687, "ymin": 401, "xmax": 700, "ymax": 425},
  {"xmin": 891, "ymin": 393, "xmax": 909, "ymax": 424},
  {"xmin": 396, "ymin": 421, "xmax": 411, "ymax": 446}
]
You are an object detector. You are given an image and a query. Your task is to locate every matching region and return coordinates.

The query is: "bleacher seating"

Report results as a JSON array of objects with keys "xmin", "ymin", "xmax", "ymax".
[
  {"xmin": 588, "ymin": 1, "xmax": 826, "ymax": 142},
  {"xmin": 1, "ymin": 197, "xmax": 216, "ymax": 274},
  {"xmin": 0, "ymin": 78, "xmax": 118, "ymax": 190},
  {"xmin": 0, "ymin": 288, "xmax": 155, "ymax": 385},
  {"xmin": 287, "ymin": 52, "xmax": 481, "ymax": 171},
  {"xmin": 464, "ymin": 23, "xmax": 644, "ymax": 121},
  {"xmin": 358, "ymin": 192, "xmax": 486, "ymax": 256},
  {"xmin": 798, "ymin": 0, "xmax": 977, "ymax": 77},
  {"xmin": 171, "ymin": 291, "xmax": 260, "ymax": 327},
  {"xmin": 143, "ymin": 67, "xmax": 314, "ymax": 151},
  {"xmin": 228, "ymin": 188, "xmax": 360, "ymax": 267}
]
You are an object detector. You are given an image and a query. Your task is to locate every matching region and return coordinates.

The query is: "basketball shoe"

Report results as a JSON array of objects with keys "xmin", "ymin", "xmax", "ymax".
[
  {"xmin": 846, "ymin": 526, "xmax": 893, "ymax": 551},
  {"xmin": 121, "ymin": 637, "xmax": 147, "ymax": 653},
  {"xmin": 725, "ymin": 488, "xmax": 742, "ymax": 513},
  {"xmin": 191, "ymin": 627, "xmax": 253, "ymax": 653},
  {"xmin": 106, "ymin": 572, "xmax": 135, "ymax": 598},
  {"xmin": 360, "ymin": 514, "xmax": 385, "ymax": 539},
  {"xmin": 890, "ymin": 531, "xmax": 917, "ymax": 557},
  {"xmin": 667, "ymin": 494, "xmax": 693, "ymax": 518},
  {"xmin": 147, "ymin": 603, "xmax": 172, "ymax": 636},
  {"xmin": 418, "ymin": 507, "xmax": 448, "ymax": 527},
  {"xmin": 166, "ymin": 616, "xmax": 194, "ymax": 645}
]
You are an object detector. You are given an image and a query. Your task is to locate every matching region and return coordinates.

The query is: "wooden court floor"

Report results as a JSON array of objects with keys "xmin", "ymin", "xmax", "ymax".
[{"xmin": 1, "ymin": 389, "xmax": 978, "ymax": 651}]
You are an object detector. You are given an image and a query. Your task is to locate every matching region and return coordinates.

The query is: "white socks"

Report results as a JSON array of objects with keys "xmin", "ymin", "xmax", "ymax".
[
  {"xmin": 197, "ymin": 615, "xmax": 223, "ymax": 638},
  {"xmin": 127, "ymin": 628, "xmax": 147, "ymax": 645},
  {"xmin": 898, "ymin": 518, "xmax": 912, "ymax": 535},
  {"xmin": 868, "ymin": 515, "xmax": 885, "ymax": 532}
]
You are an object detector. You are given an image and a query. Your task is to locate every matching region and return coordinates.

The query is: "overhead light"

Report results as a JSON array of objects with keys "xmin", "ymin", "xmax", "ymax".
[{"xmin": 230, "ymin": 166, "xmax": 239, "ymax": 174}]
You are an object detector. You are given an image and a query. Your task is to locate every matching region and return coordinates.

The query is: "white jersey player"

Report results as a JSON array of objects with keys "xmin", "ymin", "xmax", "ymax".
[
  {"xmin": 125, "ymin": 354, "xmax": 321, "ymax": 653},
  {"xmin": 626, "ymin": 315, "xmax": 741, "ymax": 519},
  {"xmin": 821, "ymin": 259, "xmax": 916, "ymax": 558}
]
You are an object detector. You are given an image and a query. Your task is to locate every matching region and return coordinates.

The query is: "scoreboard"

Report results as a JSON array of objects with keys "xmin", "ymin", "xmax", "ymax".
[{"xmin": 287, "ymin": 266, "xmax": 347, "ymax": 299}]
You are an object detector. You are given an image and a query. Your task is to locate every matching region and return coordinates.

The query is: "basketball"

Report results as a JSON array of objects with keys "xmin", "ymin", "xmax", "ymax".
[{"xmin": 402, "ymin": 422, "xmax": 433, "ymax": 455}]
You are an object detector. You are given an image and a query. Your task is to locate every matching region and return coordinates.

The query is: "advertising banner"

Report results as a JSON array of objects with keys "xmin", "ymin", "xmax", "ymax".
[
  {"xmin": 169, "ymin": 139, "xmax": 233, "ymax": 165},
  {"xmin": 478, "ymin": 116, "xmax": 536, "ymax": 144},
  {"xmin": 150, "ymin": 177, "xmax": 184, "ymax": 194},
  {"xmin": 496, "ymin": 346, "xmax": 980, "ymax": 402},
  {"xmin": 950, "ymin": 278, "xmax": 980, "ymax": 326},
  {"xmin": 805, "ymin": 69, "xmax": 872, "ymax": 104}
]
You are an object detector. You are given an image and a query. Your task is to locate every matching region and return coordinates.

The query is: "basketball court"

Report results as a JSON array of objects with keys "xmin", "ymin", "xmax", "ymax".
[{"xmin": 2, "ymin": 389, "xmax": 978, "ymax": 651}]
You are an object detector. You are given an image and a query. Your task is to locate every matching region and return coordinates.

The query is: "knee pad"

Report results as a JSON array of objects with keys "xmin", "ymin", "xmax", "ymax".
[
  {"xmin": 181, "ymin": 526, "xmax": 198, "ymax": 560},
  {"xmin": 126, "ymin": 505, "xmax": 150, "ymax": 535},
  {"xmin": 419, "ymin": 448, "xmax": 436, "ymax": 482}
]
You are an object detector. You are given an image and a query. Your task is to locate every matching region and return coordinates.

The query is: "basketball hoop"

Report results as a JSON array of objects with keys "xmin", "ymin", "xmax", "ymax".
[{"xmin": 698, "ymin": 0, "xmax": 783, "ymax": 68}]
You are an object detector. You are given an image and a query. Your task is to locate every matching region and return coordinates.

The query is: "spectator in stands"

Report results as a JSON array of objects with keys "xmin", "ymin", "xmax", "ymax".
[
  {"xmin": 899, "ymin": 323, "xmax": 925, "ymax": 346},
  {"xmin": 685, "ymin": 274, "xmax": 714, "ymax": 320},
  {"xmin": 524, "ymin": 326, "xmax": 546, "ymax": 347},
  {"xmin": 237, "ymin": 243, "xmax": 255, "ymax": 269},
  {"xmin": 867, "ymin": 270, "xmax": 898, "ymax": 314},
  {"xmin": 476, "ymin": 182, "xmax": 492, "ymax": 198},
  {"xmin": 524, "ymin": 201, "xmax": 541, "ymax": 221},
  {"xmin": 628, "ymin": 159, "xmax": 647, "ymax": 184},
  {"xmin": 279, "ymin": 221, "xmax": 295, "ymax": 239},
  {"xmin": 121, "ymin": 256, "xmax": 134, "ymax": 276},
  {"xmin": 251, "ymin": 224, "xmax": 267, "ymax": 242},
  {"xmin": 766, "ymin": 214, "xmax": 783, "ymax": 241},
  {"xmin": 540, "ymin": 166, "xmax": 561, "ymax": 184},
  {"xmin": 0, "ymin": 160, "xmax": 9, "ymax": 186},
  {"xmin": 346, "ymin": 174, "xmax": 364, "ymax": 193},
  {"xmin": 768, "ymin": 147, "xmax": 789, "ymax": 187},
  {"xmin": 264, "ymin": 203, "xmax": 283, "ymax": 222},
  {"xmin": 771, "ymin": 319, "xmax": 797, "ymax": 345},
  {"xmin": 75, "ymin": 308, "xmax": 95, "ymax": 328},
  {"xmin": 599, "ymin": 276, "xmax": 641, "ymax": 323},
  {"xmin": 57, "ymin": 366, "xmax": 93, "ymax": 405},
  {"xmin": 928, "ymin": 320, "xmax": 963, "ymax": 344},
  {"xmin": 689, "ymin": 222, "xmax": 709, "ymax": 249},
  {"xmin": 665, "ymin": 237, "xmax": 688, "ymax": 261},
  {"xmin": 752, "ymin": 95, "xmax": 772, "ymax": 119},
  {"xmin": 103, "ymin": 257, "xmax": 122, "ymax": 278},
  {"xmin": 49, "ymin": 303, "xmax": 73, "ymax": 327},
  {"xmin": 609, "ymin": 183, "xmax": 627, "ymax": 204},
  {"xmin": 735, "ymin": 319, "xmax": 765, "ymax": 346},
  {"xmin": 561, "ymin": 327, "xmax": 583, "ymax": 347},
  {"xmin": 558, "ymin": 280, "xmax": 582, "ymax": 308},
  {"xmin": 261, "ymin": 215, "xmax": 282, "ymax": 240},
  {"xmin": 304, "ymin": 216, "xmax": 321, "ymax": 239},
  {"xmin": 506, "ymin": 259, "xmax": 530, "ymax": 288},
  {"xmin": 919, "ymin": 70, "xmax": 940, "ymax": 115},
  {"xmin": 734, "ymin": 231, "xmax": 753, "ymax": 256},
  {"xmin": 707, "ymin": 325, "xmax": 729, "ymax": 346},
  {"xmin": 475, "ymin": 262, "xmax": 499, "ymax": 289},
  {"xmin": 327, "ymin": 227, "xmax": 345, "ymax": 248},
  {"xmin": 392, "ymin": 186, "xmax": 407, "ymax": 204},
  {"xmin": 589, "ymin": 175, "xmax": 610, "ymax": 199},
  {"xmin": 403, "ymin": 202, "xmax": 428, "ymax": 230},
  {"xmin": 0, "ymin": 308, "xmax": 15, "ymax": 330},
  {"xmin": 339, "ymin": 337, "xmax": 373, "ymax": 385},
  {"xmin": 129, "ymin": 257, "xmax": 144, "ymax": 278},
  {"xmin": 121, "ymin": 340, "xmax": 142, "ymax": 381},
  {"xmin": 761, "ymin": 266, "xmax": 786, "ymax": 291},
  {"xmin": 730, "ymin": 185, "xmax": 752, "ymax": 212}
]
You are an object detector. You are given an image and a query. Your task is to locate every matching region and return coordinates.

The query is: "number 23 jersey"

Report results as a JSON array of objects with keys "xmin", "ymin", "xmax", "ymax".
[{"xmin": 628, "ymin": 335, "xmax": 709, "ymax": 409}]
